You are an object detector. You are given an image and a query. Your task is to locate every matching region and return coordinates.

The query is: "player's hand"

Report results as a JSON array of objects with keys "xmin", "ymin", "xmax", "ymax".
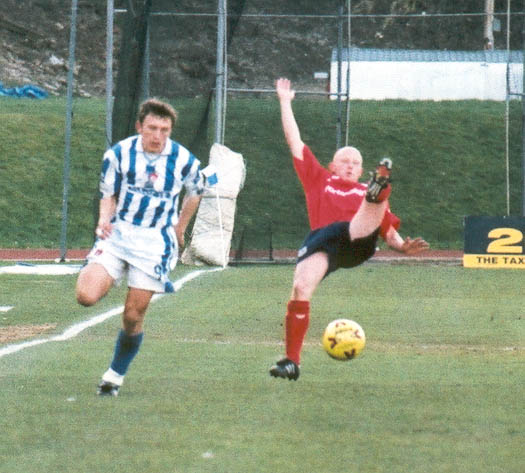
[
  {"xmin": 95, "ymin": 221, "xmax": 112, "ymax": 239},
  {"xmin": 276, "ymin": 78, "xmax": 295, "ymax": 102},
  {"xmin": 401, "ymin": 237, "xmax": 429, "ymax": 255}
]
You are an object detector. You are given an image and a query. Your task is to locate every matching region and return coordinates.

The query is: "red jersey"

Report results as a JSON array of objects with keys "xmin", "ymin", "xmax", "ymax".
[{"xmin": 293, "ymin": 145, "xmax": 400, "ymax": 239}]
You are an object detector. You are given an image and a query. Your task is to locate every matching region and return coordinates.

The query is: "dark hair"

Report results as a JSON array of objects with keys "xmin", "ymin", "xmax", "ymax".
[{"xmin": 137, "ymin": 98, "xmax": 178, "ymax": 126}]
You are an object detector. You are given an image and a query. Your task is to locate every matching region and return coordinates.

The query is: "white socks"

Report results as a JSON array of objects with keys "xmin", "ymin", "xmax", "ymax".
[{"xmin": 102, "ymin": 368, "xmax": 125, "ymax": 386}]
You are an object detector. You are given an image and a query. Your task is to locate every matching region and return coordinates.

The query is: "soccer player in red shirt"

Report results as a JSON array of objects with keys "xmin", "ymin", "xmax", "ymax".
[{"xmin": 270, "ymin": 78, "xmax": 429, "ymax": 380}]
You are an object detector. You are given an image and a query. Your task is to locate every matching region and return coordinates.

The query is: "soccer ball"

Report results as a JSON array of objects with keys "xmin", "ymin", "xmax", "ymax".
[{"xmin": 322, "ymin": 319, "xmax": 366, "ymax": 361}]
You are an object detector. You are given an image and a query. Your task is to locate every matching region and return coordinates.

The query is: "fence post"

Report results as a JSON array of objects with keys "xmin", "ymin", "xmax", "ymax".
[
  {"xmin": 59, "ymin": 0, "xmax": 78, "ymax": 262},
  {"xmin": 215, "ymin": 0, "xmax": 227, "ymax": 144}
]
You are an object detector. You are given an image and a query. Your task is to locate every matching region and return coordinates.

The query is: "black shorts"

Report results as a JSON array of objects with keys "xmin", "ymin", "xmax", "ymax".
[{"xmin": 297, "ymin": 221, "xmax": 380, "ymax": 275}]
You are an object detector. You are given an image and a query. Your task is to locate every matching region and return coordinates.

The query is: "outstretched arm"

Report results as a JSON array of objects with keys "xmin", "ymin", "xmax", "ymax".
[
  {"xmin": 385, "ymin": 226, "xmax": 429, "ymax": 255},
  {"xmin": 276, "ymin": 78, "xmax": 305, "ymax": 159}
]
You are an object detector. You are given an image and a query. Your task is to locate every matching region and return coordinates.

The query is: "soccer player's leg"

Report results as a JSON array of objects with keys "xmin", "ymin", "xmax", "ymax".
[
  {"xmin": 270, "ymin": 252, "xmax": 328, "ymax": 381},
  {"xmin": 76, "ymin": 244, "xmax": 125, "ymax": 307},
  {"xmin": 75, "ymin": 262, "xmax": 114, "ymax": 307},
  {"xmin": 97, "ymin": 330, "xmax": 144, "ymax": 397},
  {"xmin": 98, "ymin": 286, "xmax": 154, "ymax": 396},
  {"xmin": 350, "ymin": 158, "xmax": 393, "ymax": 241},
  {"xmin": 366, "ymin": 157, "xmax": 392, "ymax": 203}
]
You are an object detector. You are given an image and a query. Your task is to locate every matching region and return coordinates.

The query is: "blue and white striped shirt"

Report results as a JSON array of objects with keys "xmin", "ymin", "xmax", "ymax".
[{"xmin": 100, "ymin": 134, "xmax": 204, "ymax": 229}]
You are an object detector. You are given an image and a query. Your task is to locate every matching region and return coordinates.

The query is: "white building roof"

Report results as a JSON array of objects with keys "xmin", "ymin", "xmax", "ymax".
[{"xmin": 331, "ymin": 48, "xmax": 523, "ymax": 64}]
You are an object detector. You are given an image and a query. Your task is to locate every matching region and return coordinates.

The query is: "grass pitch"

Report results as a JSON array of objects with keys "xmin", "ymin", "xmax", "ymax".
[{"xmin": 0, "ymin": 263, "xmax": 523, "ymax": 472}]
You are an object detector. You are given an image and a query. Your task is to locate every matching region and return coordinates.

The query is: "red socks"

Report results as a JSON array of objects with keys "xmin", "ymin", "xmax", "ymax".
[{"xmin": 285, "ymin": 300, "xmax": 310, "ymax": 364}]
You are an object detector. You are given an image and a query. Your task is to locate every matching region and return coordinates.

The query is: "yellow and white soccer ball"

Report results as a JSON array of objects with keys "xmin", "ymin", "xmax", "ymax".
[{"xmin": 322, "ymin": 319, "xmax": 366, "ymax": 361}]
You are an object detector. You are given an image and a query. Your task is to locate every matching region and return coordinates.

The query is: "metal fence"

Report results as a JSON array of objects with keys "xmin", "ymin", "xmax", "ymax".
[
  {"xmin": 4, "ymin": 0, "xmax": 525, "ymax": 254},
  {"xmin": 108, "ymin": 1, "xmax": 525, "ymax": 147}
]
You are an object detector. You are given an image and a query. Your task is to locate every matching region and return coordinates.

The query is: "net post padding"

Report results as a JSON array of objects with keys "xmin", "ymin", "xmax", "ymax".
[{"xmin": 181, "ymin": 143, "xmax": 246, "ymax": 267}]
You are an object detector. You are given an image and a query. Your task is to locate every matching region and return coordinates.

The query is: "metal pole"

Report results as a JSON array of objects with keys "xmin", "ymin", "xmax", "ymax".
[
  {"xmin": 106, "ymin": 0, "xmax": 114, "ymax": 147},
  {"xmin": 215, "ymin": 0, "xmax": 226, "ymax": 144},
  {"xmin": 484, "ymin": 0, "xmax": 495, "ymax": 49},
  {"xmin": 59, "ymin": 0, "xmax": 78, "ymax": 262},
  {"xmin": 505, "ymin": 0, "xmax": 511, "ymax": 216},
  {"xmin": 522, "ymin": 0, "xmax": 525, "ymax": 215},
  {"xmin": 223, "ymin": 87, "xmax": 348, "ymax": 96},
  {"xmin": 142, "ymin": 15, "xmax": 150, "ymax": 100},
  {"xmin": 221, "ymin": 3, "xmax": 228, "ymax": 145},
  {"xmin": 344, "ymin": 0, "xmax": 352, "ymax": 146},
  {"xmin": 336, "ymin": 3, "xmax": 343, "ymax": 150}
]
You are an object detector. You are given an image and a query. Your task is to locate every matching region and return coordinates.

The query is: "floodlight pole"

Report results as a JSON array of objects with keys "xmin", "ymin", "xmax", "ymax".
[
  {"xmin": 522, "ymin": 0, "xmax": 525, "ymax": 216},
  {"xmin": 336, "ymin": 2, "xmax": 344, "ymax": 150},
  {"xmin": 215, "ymin": 0, "xmax": 227, "ymax": 144},
  {"xmin": 344, "ymin": 0, "xmax": 352, "ymax": 147},
  {"xmin": 106, "ymin": 0, "xmax": 114, "ymax": 148},
  {"xmin": 59, "ymin": 0, "xmax": 78, "ymax": 262}
]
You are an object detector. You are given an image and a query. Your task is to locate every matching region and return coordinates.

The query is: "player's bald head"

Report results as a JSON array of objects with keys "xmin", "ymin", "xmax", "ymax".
[{"xmin": 333, "ymin": 146, "xmax": 362, "ymax": 165}]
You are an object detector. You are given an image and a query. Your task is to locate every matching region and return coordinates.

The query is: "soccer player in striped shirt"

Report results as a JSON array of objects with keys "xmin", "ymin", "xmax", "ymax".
[
  {"xmin": 76, "ymin": 98, "xmax": 205, "ymax": 396},
  {"xmin": 269, "ymin": 78, "xmax": 429, "ymax": 380}
]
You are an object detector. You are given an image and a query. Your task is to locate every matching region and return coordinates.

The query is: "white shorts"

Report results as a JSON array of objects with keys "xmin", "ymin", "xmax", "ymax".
[
  {"xmin": 87, "ymin": 220, "xmax": 178, "ymax": 293},
  {"xmin": 87, "ymin": 245, "xmax": 165, "ymax": 293}
]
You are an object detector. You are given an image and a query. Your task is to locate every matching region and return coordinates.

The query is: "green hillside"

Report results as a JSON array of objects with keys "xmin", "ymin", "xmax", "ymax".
[{"xmin": 0, "ymin": 96, "xmax": 522, "ymax": 250}]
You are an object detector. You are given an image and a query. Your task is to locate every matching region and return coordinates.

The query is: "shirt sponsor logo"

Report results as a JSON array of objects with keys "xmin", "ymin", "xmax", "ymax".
[
  {"xmin": 128, "ymin": 185, "xmax": 173, "ymax": 199},
  {"xmin": 324, "ymin": 185, "xmax": 366, "ymax": 198}
]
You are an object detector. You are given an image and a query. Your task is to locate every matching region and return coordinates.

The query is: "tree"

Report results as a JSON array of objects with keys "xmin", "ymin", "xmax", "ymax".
[{"xmin": 484, "ymin": 0, "xmax": 495, "ymax": 49}]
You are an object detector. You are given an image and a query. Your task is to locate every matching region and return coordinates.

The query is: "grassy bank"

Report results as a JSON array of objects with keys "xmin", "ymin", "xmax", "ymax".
[{"xmin": 0, "ymin": 96, "xmax": 522, "ymax": 249}]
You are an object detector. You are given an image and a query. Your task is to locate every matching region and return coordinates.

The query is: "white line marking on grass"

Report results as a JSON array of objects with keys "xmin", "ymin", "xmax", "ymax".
[
  {"xmin": 0, "ymin": 264, "xmax": 81, "ymax": 275},
  {"xmin": 0, "ymin": 268, "xmax": 223, "ymax": 359},
  {"xmin": 170, "ymin": 338, "xmax": 525, "ymax": 353},
  {"xmin": 0, "ymin": 306, "xmax": 14, "ymax": 312}
]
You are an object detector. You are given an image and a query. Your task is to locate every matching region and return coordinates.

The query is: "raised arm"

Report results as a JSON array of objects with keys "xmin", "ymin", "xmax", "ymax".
[{"xmin": 276, "ymin": 78, "xmax": 305, "ymax": 159}]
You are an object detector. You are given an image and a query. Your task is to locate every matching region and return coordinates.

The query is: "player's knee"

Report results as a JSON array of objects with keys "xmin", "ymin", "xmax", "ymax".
[
  {"xmin": 75, "ymin": 265, "xmax": 113, "ymax": 307},
  {"xmin": 76, "ymin": 287, "xmax": 98, "ymax": 307},
  {"xmin": 292, "ymin": 254, "xmax": 327, "ymax": 300},
  {"xmin": 75, "ymin": 283, "xmax": 102, "ymax": 307},
  {"xmin": 291, "ymin": 277, "xmax": 313, "ymax": 301}
]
